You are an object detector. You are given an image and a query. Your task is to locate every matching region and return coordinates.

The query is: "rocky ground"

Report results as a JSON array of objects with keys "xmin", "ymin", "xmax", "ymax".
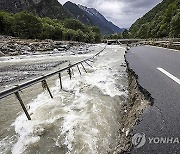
[
  {"xmin": 0, "ymin": 61, "xmax": 67, "ymax": 87},
  {"xmin": 0, "ymin": 35, "xmax": 91, "ymax": 56},
  {"xmin": 0, "ymin": 35, "xmax": 94, "ymax": 89}
]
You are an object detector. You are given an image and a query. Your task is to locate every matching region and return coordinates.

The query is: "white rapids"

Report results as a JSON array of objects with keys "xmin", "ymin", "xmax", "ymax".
[{"xmin": 1, "ymin": 45, "xmax": 128, "ymax": 154}]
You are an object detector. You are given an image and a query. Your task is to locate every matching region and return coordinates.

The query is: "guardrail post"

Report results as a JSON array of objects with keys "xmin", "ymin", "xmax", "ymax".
[
  {"xmin": 58, "ymin": 73, "xmax": 63, "ymax": 89},
  {"xmin": 67, "ymin": 68, "xmax": 72, "ymax": 79},
  {"xmin": 88, "ymin": 59, "xmax": 94, "ymax": 63},
  {"xmin": 67, "ymin": 61, "xmax": 72, "ymax": 80},
  {"xmin": 77, "ymin": 65, "xmax": 81, "ymax": 75},
  {"xmin": 41, "ymin": 80, "xmax": 53, "ymax": 98},
  {"xmin": 15, "ymin": 92, "xmax": 31, "ymax": 120},
  {"xmin": 84, "ymin": 61, "xmax": 93, "ymax": 68},
  {"xmin": 81, "ymin": 63, "xmax": 87, "ymax": 73}
]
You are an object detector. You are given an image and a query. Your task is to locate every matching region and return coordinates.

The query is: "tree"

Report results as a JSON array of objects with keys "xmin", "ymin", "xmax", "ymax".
[
  {"xmin": 0, "ymin": 10, "xmax": 102, "ymax": 43},
  {"xmin": 14, "ymin": 11, "xmax": 42, "ymax": 39},
  {"xmin": 63, "ymin": 18, "xmax": 84, "ymax": 31},
  {"xmin": 63, "ymin": 29, "xmax": 76, "ymax": 41},
  {"xmin": 0, "ymin": 12, "xmax": 14, "ymax": 36},
  {"xmin": 91, "ymin": 26, "xmax": 100, "ymax": 34},
  {"xmin": 122, "ymin": 29, "xmax": 131, "ymax": 39},
  {"xmin": 137, "ymin": 23, "xmax": 150, "ymax": 39},
  {"xmin": 170, "ymin": 12, "xmax": 180, "ymax": 37},
  {"xmin": 41, "ymin": 23, "xmax": 55, "ymax": 39},
  {"xmin": 74, "ymin": 30, "xmax": 84, "ymax": 42}
]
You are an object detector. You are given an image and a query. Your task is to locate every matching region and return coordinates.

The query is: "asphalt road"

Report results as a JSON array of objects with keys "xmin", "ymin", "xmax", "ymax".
[{"xmin": 125, "ymin": 45, "xmax": 180, "ymax": 154}]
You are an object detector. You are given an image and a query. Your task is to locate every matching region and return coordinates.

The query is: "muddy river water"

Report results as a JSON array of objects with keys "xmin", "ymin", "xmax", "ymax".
[{"xmin": 0, "ymin": 44, "xmax": 128, "ymax": 154}]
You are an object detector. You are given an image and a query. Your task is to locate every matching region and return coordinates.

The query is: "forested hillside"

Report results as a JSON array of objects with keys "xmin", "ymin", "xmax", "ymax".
[
  {"xmin": 0, "ymin": 11, "xmax": 101, "ymax": 43},
  {"xmin": 130, "ymin": 0, "xmax": 180, "ymax": 38},
  {"xmin": 0, "ymin": 0, "xmax": 72, "ymax": 20},
  {"xmin": 64, "ymin": 1, "xmax": 123, "ymax": 35}
]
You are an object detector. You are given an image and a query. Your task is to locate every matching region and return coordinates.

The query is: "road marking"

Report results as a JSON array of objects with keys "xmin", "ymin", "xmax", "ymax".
[{"xmin": 157, "ymin": 67, "xmax": 180, "ymax": 85}]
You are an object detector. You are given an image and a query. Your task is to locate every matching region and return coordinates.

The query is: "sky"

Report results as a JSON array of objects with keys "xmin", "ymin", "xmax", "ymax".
[{"xmin": 58, "ymin": 0, "xmax": 163, "ymax": 28}]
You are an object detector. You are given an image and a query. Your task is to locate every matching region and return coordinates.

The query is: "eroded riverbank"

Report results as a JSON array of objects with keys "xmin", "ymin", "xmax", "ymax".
[
  {"xmin": 0, "ymin": 44, "xmax": 129, "ymax": 154},
  {"xmin": 0, "ymin": 43, "xmax": 154, "ymax": 154}
]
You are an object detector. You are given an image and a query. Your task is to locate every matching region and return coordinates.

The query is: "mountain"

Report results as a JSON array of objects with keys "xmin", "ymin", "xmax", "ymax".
[
  {"xmin": 64, "ymin": 1, "xmax": 123, "ymax": 35},
  {"xmin": 62, "ymin": 1, "xmax": 93, "ymax": 25},
  {"xmin": 129, "ymin": 0, "xmax": 180, "ymax": 38},
  {"xmin": 0, "ymin": 0, "xmax": 72, "ymax": 20}
]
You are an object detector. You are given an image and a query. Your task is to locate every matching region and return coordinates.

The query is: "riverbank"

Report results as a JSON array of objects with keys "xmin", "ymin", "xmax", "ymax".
[
  {"xmin": 0, "ymin": 45, "xmax": 129, "ymax": 154},
  {"xmin": 0, "ymin": 35, "xmax": 92, "ymax": 57},
  {"xmin": 0, "ymin": 36, "xmax": 96, "ymax": 91},
  {"xmin": 0, "ymin": 40, "xmax": 155, "ymax": 153}
]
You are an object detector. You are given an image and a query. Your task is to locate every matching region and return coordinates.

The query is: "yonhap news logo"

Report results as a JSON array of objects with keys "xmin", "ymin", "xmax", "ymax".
[
  {"xmin": 132, "ymin": 133, "xmax": 146, "ymax": 148},
  {"xmin": 132, "ymin": 133, "xmax": 180, "ymax": 149}
]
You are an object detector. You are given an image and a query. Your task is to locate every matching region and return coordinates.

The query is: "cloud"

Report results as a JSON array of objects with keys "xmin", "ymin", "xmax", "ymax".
[{"xmin": 58, "ymin": 0, "xmax": 163, "ymax": 28}]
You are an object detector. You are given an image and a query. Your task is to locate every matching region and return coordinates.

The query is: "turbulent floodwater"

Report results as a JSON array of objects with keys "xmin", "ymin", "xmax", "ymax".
[{"xmin": 0, "ymin": 44, "xmax": 128, "ymax": 154}]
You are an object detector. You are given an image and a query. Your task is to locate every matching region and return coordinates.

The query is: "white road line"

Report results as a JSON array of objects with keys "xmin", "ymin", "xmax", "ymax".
[{"xmin": 157, "ymin": 67, "xmax": 180, "ymax": 85}]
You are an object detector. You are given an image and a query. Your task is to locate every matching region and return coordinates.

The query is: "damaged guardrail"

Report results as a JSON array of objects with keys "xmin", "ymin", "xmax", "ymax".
[{"xmin": 0, "ymin": 45, "xmax": 107, "ymax": 120}]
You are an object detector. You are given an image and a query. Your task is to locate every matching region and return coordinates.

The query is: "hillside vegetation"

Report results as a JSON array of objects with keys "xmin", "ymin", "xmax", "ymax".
[
  {"xmin": 0, "ymin": 11, "xmax": 101, "ymax": 43},
  {"xmin": 64, "ymin": 1, "xmax": 123, "ymax": 35},
  {"xmin": 0, "ymin": 0, "xmax": 72, "ymax": 20},
  {"xmin": 130, "ymin": 0, "xmax": 180, "ymax": 38}
]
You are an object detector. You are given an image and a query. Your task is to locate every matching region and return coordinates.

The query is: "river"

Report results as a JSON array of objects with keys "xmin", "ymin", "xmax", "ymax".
[{"xmin": 0, "ymin": 44, "xmax": 128, "ymax": 154}]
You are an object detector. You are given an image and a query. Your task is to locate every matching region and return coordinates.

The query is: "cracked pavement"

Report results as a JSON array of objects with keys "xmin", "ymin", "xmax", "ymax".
[{"xmin": 125, "ymin": 46, "xmax": 180, "ymax": 153}]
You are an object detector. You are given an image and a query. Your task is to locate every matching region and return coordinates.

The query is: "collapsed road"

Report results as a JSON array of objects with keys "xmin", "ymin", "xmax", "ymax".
[{"xmin": 125, "ymin": 45, "xmax": 180, "ymax": 153}]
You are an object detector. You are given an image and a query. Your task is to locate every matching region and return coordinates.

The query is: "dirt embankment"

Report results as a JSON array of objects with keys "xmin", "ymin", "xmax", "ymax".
[{"xmin": 113, "ymin": 56, "xmax": 154, "ymax": 153}]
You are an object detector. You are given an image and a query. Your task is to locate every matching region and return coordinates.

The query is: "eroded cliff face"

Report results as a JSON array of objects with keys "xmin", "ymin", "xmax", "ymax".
[
  {"xmin": 0, "ymin": 0, "xmax": 71, "ymax": 20},
  {"xmin": 0, "ymin": 0, "xmax": 34, "ymax": 12}
]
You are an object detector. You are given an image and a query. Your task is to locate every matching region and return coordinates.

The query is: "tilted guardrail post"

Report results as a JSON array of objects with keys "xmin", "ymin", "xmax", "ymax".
[
  {"xmin": 81, "ymin": 63, "xmax": 87, "ymax": 73},
  {"xmin": 84, "ymin": 61, "xmax": 93, "ymax": 68},
  {"xmin": 41, "ymin": 80, "xmax": 53, "ymax": 99},
  {"xmin": 77, "ymin": 65, "xmax": 82, "ymax": 75},
  {"xmin": 15, "ymin": 91, "xmax": 31, "ymax": 120}
]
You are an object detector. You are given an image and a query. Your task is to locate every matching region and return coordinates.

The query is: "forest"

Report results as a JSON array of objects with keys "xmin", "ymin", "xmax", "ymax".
[
  {"xmin": 129, "ymin": 0, "xmax": 180, "ymax": 38},
  {"xmin": 0, "ymin": 11, "xmax": 101, "ymax": 43},
  {"xmin": 105, "ymin": 0, "xmax": 180, "ymax": 39}
]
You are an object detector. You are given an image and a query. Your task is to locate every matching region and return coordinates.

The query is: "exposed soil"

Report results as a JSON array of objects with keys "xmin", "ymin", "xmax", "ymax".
[{"xmin": 112, "ymin": 56, "xmax": 153, "ymax": 153}]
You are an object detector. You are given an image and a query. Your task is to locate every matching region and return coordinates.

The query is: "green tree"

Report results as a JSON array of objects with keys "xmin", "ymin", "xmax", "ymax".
[
  {"xmin": 170, "ymin": 12, "xmax": 180, "ymax": 37},
  {"xmin": 14, "ymin": 11, "xmax": 42, "ymax": 38},
  {"xmin": 137, "ymin": 23, "xmax": 150, "ymax": 39},
  {"xmin": 63, "ymin": 29, "xmax": 76, "ymax": 41},
  {"xmin": 74, "ymin": 29, "xmax": 84, "ymax": 42},
  {"xmin": 63, "ymin": 18, "xmax": 84, "ymax": 31},
  {"xmin": 0, "ymin": 12, "xmax": 14, "ymax": 36},
  {"xmin": 122, "ymin": 29, "xmax": 131, "ymax": 39},
  {"xmin": 41, "ymin": 23, "xmax": 55, "ymax": 39},
  {"xmin": 0, "ymin": 10, "xmax": 102, "ymax": 43},
  {"xmin": 91, "ymin": 26, "xmax": 100, "ymax": 34}
]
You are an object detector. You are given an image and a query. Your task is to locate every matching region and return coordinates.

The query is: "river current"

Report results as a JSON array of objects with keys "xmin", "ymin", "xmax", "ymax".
[{"xmin": 0, "ymin": 44, "xmax": 128, "ymax": 154}]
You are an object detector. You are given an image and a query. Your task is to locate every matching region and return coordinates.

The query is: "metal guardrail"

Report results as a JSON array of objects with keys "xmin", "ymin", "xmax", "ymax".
[{"xmin": 0, "ymin": 45, "xmax": 107, "ymax": 120}]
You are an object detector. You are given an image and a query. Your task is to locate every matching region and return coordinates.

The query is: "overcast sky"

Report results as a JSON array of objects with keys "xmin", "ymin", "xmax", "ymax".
[{"xmin": 58, "ymin": 0, "xmax": 163, "ymax": 28}]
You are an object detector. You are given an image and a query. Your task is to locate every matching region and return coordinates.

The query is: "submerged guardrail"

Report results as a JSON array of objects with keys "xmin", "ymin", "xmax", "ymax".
[{"xmin": 0, "ymin": 45, "xmax": 107, "ymax": 120}]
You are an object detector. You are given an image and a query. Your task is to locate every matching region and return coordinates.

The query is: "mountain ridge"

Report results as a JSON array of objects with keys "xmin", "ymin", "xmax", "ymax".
[
  {"xmin": 64, "ymin": 1, "xmax": 123, "ymax": 35},
  {"xmin": 0, "ymin": 0, "xmax": 124, "ymax": 35}
]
